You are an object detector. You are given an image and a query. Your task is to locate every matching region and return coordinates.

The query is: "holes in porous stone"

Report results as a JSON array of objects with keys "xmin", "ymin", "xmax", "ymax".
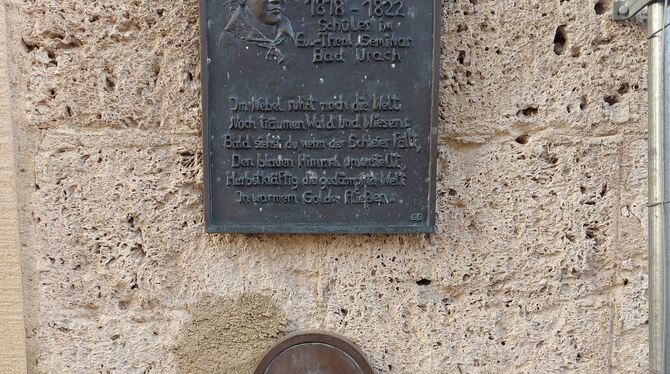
[
  {"xmin": 457, "ymin": 50, "xmax": 466, "ymax": 65},
  {"xmin": 541, "ymin": 149, "xmax": 559, "ymax": 164},
  {"xmin": 623, "ymin": 279, "xmax": 629, "ymax": 286},
  {"xmin": 595, "ymin": 1, "xmax": 606, "ymax": 14},
  {"xmin": 457, "ymin": 23, "xmax": 468, "ymax": 32},
  {"xmin": 518, "ymin": 106, "xmax": 538, "ymax": 117},
  {"xmin": 65, "ymin": 105, "xmax": 72, "ymax": 117},
  {"xmin": 130, "ymin": 243, "xmax": 146, "ymax": 260},
  {"xmin": 604, "ymin": 95, "xmax": 620, "ymax": 106},
  {"xmin": 585, "ymin": 226, "xmax": 598, "ymax": 240},
  {"xmin": 580, "ymin": 96, "xmax": 588, "ymax": 110},
  {"xmin": 416, "ymin": 278, "xmax": 432, "ymax": 286},
  {"xmin": 553, "ymin": 25, "xmax": 567, "ymax": 55},
  {"xmin": 618, "ymin": 83, "xmax": 630, "ymax": 95},
  {"xmin": 479, "ymin": 21, "xmax": 492, "ymax": 31},
  {"xmin": 515, "ymin": 134, "xmax": 530, "ymax": 145},
  {"xmin": 151, "ymin": 60, "xmax": 162, "ymax": 82},
  {"xmin": 22, "ymin": 38, "xmax": 38, "ymax": 52},
  {"xmin": 104, "ymin": 77, "xmax": 116, "ymax": 91}
]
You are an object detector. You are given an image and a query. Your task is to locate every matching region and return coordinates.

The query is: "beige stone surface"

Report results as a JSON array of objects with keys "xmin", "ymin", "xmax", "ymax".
[
  {"xmin": 0, "ymin": 0, "xmax": 28, "ymax": 372},
  {"xmin": 7, "ymin": 0, "xmax": 650, "ymax": 372}
]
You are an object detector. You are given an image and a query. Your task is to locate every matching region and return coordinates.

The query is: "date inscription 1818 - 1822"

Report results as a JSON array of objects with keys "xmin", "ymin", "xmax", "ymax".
[{"xmin": 200, "ymin": 0, "xmax": 441, "ymax": 233}]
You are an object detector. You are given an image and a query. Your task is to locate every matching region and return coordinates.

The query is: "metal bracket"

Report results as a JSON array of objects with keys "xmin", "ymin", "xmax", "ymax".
[{"xmin": 613, "ymin": 0, "xmax": 656, "ymax": 20}]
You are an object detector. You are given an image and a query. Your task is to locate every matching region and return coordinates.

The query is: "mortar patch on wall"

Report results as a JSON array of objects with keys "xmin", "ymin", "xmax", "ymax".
[{"xmin": 174, "ymin": 294, "xmax": 287, "ymax": 374}]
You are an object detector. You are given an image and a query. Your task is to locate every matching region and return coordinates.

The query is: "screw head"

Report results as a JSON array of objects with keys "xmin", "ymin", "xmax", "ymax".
[{"xmin": 618, "ymin": 5, "xmax": 630, "ymax": 15}]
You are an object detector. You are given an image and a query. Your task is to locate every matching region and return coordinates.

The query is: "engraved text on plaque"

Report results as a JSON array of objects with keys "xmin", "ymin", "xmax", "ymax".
[{"xmin": 200, "ymin": 0, "xmax": 440, "ymax": 233}]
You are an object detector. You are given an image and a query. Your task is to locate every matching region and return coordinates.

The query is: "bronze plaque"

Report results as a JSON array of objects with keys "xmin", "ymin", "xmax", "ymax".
[
  {"xmin": 255, "ymin": 332, "xmax": 374, "ymax": 374},
  {"xmin": 200, "ymin": 0, "xmax": 441, "ymax": 233}
]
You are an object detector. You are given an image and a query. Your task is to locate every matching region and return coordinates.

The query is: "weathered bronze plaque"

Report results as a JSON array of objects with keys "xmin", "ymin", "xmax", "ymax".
[
  {"xmin": 255, "ymin": 332, "xmax": 373, "ymax": 374},
  {"xmin": 200, "ymin": 0, "xmax": 440, "ymax": 233}
]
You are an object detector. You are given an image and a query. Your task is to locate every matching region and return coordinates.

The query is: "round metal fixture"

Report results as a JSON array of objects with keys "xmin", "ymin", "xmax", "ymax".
[{"xmin": 255, "ymin": 332, "xmax": 373, "ymax": 374}]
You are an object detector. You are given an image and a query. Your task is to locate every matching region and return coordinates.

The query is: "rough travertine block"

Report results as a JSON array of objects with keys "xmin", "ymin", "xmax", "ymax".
[{"xmin": 5, "ymin": 0, "xmax": 651, "ymax": 373}]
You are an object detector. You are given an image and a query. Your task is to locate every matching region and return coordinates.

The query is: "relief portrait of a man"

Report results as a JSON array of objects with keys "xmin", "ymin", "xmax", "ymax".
[{"xmin": 224, "ymin": 0, "xmax": 295, "ymax": 65}]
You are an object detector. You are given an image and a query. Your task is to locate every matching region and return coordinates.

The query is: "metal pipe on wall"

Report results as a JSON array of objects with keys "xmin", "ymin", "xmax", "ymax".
[
  {"xmin": 650, "ymin": 0, "xmax": 667, "ymax": 371},
  {"xmin": 662, "ymin": 1, "xmax": 670, "ymax": 370}
]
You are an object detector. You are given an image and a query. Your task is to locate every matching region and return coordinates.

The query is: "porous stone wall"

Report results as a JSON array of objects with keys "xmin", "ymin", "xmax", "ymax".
[{"xmin": 7, "ymin": 0, "xmax": 649, "ymax": 372}]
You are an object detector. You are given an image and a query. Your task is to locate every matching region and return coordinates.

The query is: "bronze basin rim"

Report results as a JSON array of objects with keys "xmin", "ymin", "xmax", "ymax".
[{"xmin": 254, "ymin": 331, "xmax": 374, "ymax": 374}]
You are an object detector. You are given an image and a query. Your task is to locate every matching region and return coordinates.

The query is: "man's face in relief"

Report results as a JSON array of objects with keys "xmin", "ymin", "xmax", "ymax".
[{"xmin": 248, "ymin": 0, "xmax": 286, "ymax": 25}]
